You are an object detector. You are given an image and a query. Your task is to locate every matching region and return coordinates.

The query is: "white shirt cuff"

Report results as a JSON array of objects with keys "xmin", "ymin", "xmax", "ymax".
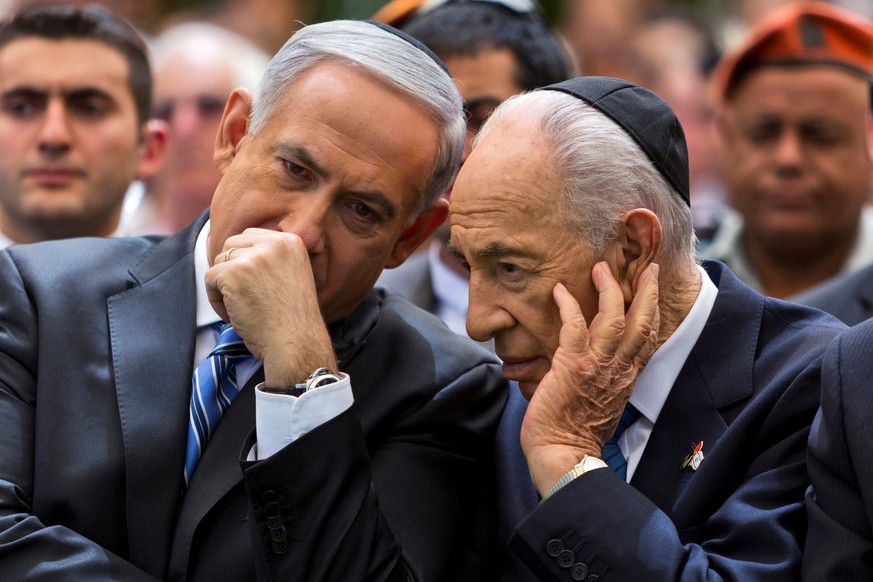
[{"xmin": 252, "ymin": 372, "xmax": 353, "ymax": 459}]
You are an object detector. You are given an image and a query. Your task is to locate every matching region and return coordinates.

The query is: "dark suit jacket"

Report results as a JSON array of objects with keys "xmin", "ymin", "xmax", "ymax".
[
  {"xmin": 804, "ymin": 318, "xmax": 873, "ymax": 580},
  {"xmin": 493, "ymin": 261, "xmax": 845, "ymax": 581},
  {"xmin": 0, "ymin": 216, "xmax": 507, "ymax": 581},
  {"xmin": 794, "ymin": 262, "xmax": 873, "ymax": 326}
]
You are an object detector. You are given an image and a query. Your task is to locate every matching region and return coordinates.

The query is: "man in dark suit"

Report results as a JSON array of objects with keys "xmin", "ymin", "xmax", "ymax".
[
  {"xmin": 448, "ymin": 76, "xmax": 845, "ymax": 579},
  {"xmin": 804, "ymin": 317, "xmax": 873, "ymax": 579},
  {"xmin": 0, "ymin": 15, "xmax": 506, "ymax": 582},
  {"xmin": 795, "ymin": 261, "xmax": 873, "ymax": 326}
]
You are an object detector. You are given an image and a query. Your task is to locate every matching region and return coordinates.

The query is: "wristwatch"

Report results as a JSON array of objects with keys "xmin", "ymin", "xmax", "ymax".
[
  {"xmin": 541, "ymin": 455, "xmax": 608, "ymax": 503},
  {"xmin": 262, "ymin": 367, "xmax": 340, "ymax": 396}
]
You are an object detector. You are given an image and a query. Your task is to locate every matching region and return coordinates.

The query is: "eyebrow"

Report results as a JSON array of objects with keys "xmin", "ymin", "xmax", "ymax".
[
  {"xmin": 1, "ymin": 86, "xmax": 115, "ymax": 103},
  {"xmin": 447, "ymin": 241, "xmax": 527, "ymax": 261},
  {"xmin": 276, "ymin": 143, "xmax": 398, "ymax": 221}
]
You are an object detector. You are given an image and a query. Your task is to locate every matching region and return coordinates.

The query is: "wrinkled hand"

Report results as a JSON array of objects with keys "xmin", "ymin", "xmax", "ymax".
[
  {"xmin": 205, "ymin": 228, "xmax": 337, "ymax": 388},
  {"xmin": 520, "ymin": 261, "xmax": 660, "ymax": 496}
]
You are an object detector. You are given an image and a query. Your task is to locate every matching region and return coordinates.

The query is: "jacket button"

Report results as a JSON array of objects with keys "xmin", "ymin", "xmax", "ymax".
[
  {"xmin": 271, "ymin": 538, "xmax": 289, "ymax": 555},
  {"xmin": 557, "ymin": 549, "xmax": 575, "ymax": 568},
  {"xmin": 269, "ymin": 525, "xmax": 287, "ymax": 542},
  {"xmin": 546, "ymin": 539, "xmax": 563, "ymax": 557},
  {"xmin": 264, "ymin": 501, "xmax": 281, "ymax": 518},
  {"xmin": 571, "ymin": 562, "xmax": 588, "ymax": 580}
]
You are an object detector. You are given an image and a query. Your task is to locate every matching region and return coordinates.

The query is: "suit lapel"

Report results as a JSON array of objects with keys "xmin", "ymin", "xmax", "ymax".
[
  {"xmin": 168, "ymin": 368, "xmax": 262, "ymax": 580},
  {"xmin": 631, "ymin": 262, "xmax": 761, "ymax": 523},
  {"xmin": 108, "ymin": 217, "xmax": 203, "ymax": 575}
]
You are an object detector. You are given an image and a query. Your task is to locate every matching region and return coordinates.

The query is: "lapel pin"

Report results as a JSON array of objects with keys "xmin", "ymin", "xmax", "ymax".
[{"xmin": 680, "ymin": 441, "xmax": 704, "ymax": 471}]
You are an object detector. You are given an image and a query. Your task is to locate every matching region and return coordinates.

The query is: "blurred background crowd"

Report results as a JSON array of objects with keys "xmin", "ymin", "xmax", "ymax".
[{"xmin": 1, "ymin": 0, "xmax": 870, "ymax": 305}]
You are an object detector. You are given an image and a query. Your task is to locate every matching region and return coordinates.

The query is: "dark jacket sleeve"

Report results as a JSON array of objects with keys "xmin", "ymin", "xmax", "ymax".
[
  {"xmin": 240, "ymin": 303, "xmax": 507, "ymax": 581},
  {"xmin": 804, "ymin": 323, "xmax": 873, "ymax": 581},
  {"xmin": 0, "ymin": 250, "xmax": 159, "ymax": 581},
  {"xmin": 509, "ymin": 351, "xmax": 824, "ymax": 581}
]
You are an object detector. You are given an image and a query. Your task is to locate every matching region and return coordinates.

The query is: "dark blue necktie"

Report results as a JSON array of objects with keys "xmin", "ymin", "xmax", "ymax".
[
  {"xmin": 601, "ymin": 402, "xmax": 642, "ymax": 481},
  {"xmin": 184, "ymin": 323, "xmax": 255, "ymax": 485}
]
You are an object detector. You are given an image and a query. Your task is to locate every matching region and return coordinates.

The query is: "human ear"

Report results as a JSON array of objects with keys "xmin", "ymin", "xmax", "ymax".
[
  {"xmin": 213, "ymin": 88, "xmax": 253, "ymax": 174},
  {"xmin": 604, "ymin": 208, "xmax": 662, "ymax": 305},
  {"xmin": 384, "ymin": 197, "xmax": 449, "ymax": 269},
  {"xmin": 135, "ymin": 119, "xmax": 168, "ymax": 179}
]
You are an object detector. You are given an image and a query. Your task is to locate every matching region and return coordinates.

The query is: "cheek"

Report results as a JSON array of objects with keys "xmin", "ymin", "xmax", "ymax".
[{"xmin": 517, "ymin": 289, "xmax": 562, "ymax": 352}]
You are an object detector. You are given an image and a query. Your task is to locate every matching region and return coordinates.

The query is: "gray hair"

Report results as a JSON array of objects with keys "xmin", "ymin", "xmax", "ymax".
[
  {"xmin": 150, "ymin": 22, "xmax": 271, "ymax": 92},
  {"xmin": 479, "ymin": 90, "xmax": 698, "ymax": 273},
  {"xmin": 250, "ymin": 20, "xmax": 465, "ymax": 219}
]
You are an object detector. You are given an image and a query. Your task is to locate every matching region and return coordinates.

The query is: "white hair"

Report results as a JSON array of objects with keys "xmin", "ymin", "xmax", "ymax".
[
  {"xmin": 250, "ymin": 20, "xmax": 465, "ymax": 218},
  {"xmin": 478, "ymin": 90, "xmax": 699, "ymax": 273},
  {"xmin": 150, "ymin": 22, "xmax": 271, "ymax": 92}
]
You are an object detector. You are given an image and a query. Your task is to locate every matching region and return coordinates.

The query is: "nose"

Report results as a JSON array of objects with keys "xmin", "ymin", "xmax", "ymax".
[
  {"xmin": 773, "ymin": 130, "xmax": 804, "ymax": 169},
  {"xmin": 277, "ymin": 198, "xmax": 329, "ymax": 255},
  {"xmin": 466, "ymin": 272, "xmax": 513, "ymax": 342},
  {"xmin": 171, "ymin": 101, "xmax": 202, "ymax": 138},
  {"xmin": 38, "ymin": 99, "xmax": 71, "ymax": 155}
]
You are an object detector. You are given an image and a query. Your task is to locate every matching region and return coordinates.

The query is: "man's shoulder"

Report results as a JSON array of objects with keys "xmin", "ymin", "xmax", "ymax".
[
  {"xmin": 794, "ymin": 262, "xmax": 873, "ymax": 326},
  {"xmin": 5, "ymin": 235, "xmax": 163, "ymax": 282}
]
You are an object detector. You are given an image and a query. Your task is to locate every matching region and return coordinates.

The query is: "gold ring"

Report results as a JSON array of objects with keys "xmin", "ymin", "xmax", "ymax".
[{"xmin": 223, "ymin": 247, "xmax": 237, "ymax": 263}]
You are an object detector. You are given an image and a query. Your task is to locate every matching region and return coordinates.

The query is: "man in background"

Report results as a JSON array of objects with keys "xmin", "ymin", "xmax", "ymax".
[
  {"xmin": 376, "ymin": 0, "xmax": 572, "ymax": 340},
  {"xmin": 126, "ymin": 22, "xmax": 270, "ymax": 235},
  {"xmin": 704, "ymin": 1, "xmax": 873, "ymax": 299},
  {"xmin": 0, "ymin": 3, "xmax": 165, "ymax": 248}
]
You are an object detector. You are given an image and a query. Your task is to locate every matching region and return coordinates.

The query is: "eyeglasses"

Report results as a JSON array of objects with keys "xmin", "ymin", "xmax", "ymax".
[{"xmin": 153, "ymin": 95, "xmax": 226, "ymax": 123}]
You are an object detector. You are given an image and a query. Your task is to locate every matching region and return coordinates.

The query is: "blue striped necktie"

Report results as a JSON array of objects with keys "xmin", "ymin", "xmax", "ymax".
[
  {"xmin": 601, "ymin": 402, "xmax": 642, "ymax": 481},
  {"xmin": 184, "ymin": 322, "xmax": 255, "ymax": 485}
]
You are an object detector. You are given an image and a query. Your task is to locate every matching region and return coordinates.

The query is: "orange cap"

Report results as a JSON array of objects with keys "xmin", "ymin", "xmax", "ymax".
[
  {"xmin": 371, "ymin": 0, "xmax": 428, "ymax": 27},
  {"xmin": 712, "ymin": 1, "xmax": 873, "ymax": 103}
]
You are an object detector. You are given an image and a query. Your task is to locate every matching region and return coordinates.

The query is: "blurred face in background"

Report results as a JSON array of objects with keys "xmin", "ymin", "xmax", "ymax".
[
  {"xmin": 0, "ymin": 37, "xmax": 157, "ymax": 243},
  {"xmin": 149, "ymin": 47, "xmax": 235, "ymax": 231},
  {"xmin": 719, "ymin": 66, "xmax": 872, "ymax": 258}
]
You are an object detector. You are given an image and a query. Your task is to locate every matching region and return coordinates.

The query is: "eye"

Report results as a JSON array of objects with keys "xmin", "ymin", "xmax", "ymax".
[
  {"xmin": 284, "ymin": 160, "xmax": 307, "ymax": 176},
  {"xmin": 3, "ymin": 97, "xmax": 40, "ymax": 118},
  {"xmin": 351, "ymin": 202, "xmax": 374, "ymax": 218},
  {"xmin": 69, "ymin": 95, "xmax": 111, "ymax": 119}
]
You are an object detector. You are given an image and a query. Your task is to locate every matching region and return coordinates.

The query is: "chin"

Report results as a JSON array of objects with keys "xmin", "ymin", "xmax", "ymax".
[{"xmin": 517, "ymin": 380, "xmax": 538, "ymax": 401}]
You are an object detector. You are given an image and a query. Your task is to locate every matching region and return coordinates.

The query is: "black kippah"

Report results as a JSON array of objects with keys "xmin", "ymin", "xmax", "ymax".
[
  {"xmin": 538, "ymin": 77, "xmax": 690, "ymax": 206},
  {"xmin": 365, "ymin": 20, "xmax": 450, "ymax": 75}
]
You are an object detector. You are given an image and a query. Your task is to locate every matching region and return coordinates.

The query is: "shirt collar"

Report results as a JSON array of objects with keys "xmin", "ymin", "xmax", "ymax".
[
  {"xmin": 194, "ymin": 219, "xmax": 222, "ymax": 329},
  {"xmin": 428, "ymin": 238, "xmax": 470, "ymax": 317},
  {"xmin": 629, "ymin": 264, "xmax": 718, "ymax": 424}
]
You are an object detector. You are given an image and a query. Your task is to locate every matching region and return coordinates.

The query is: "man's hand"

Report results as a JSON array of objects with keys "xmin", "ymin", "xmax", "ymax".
[
  {"xmin": 520, "ymin": 261, "xmax": 660, "ymax": 496},
  {"xmin": 205, "ymin": 228, "xmax": 337, "ymax": 388}
]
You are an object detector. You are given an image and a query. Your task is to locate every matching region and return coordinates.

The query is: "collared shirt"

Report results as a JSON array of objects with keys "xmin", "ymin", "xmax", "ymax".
[
  {"xmin": 703, "ymin": 206, "xmax": 873, "ymax": 298},
  {"xmin": 429, "ymin": 238, "xmax": 472, "ymax": 338},
  {"xmin": 193, "ymin": 221, "xmax": 353, "ymax": 459},
  {"xmin": 623, "ymin": 265, "xmax": 718, "ymax": 481}
]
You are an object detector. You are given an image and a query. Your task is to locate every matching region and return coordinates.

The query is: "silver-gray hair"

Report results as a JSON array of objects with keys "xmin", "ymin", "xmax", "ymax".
[
  {"xmin": 149, "ymin": 22, "xmax": 271, "ymax": 92},
  {"xmin": 478, "ymin": 90, "xmax": 699, "ymax": 274},
  {"xmin": 250, "ymin": 20, "xmax": 465, "ymax": 219}
]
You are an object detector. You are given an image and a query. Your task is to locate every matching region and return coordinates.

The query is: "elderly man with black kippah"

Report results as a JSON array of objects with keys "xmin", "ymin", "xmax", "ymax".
[{"xmin": 448, "ymin": 76, "xmax": 846, "ymax": 580}]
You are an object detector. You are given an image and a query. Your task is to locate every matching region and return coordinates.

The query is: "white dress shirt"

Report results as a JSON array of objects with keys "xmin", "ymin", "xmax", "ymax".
[
  {"xmin": 622, "ymin": 265, "xmax": 717, "ymax": 480},
  {"xmin": 193, "ymin": 221, "xmax": 353, "ymax": 460}
]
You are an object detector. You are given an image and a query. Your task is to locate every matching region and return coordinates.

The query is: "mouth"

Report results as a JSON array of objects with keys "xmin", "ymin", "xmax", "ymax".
[
  {"xmin": 24, "ymin": 167, "xmax": 85, "ymax": 187},
  {"xmin": 499, "ymin": 356, "xmax": 541, "ymax": 381}
]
